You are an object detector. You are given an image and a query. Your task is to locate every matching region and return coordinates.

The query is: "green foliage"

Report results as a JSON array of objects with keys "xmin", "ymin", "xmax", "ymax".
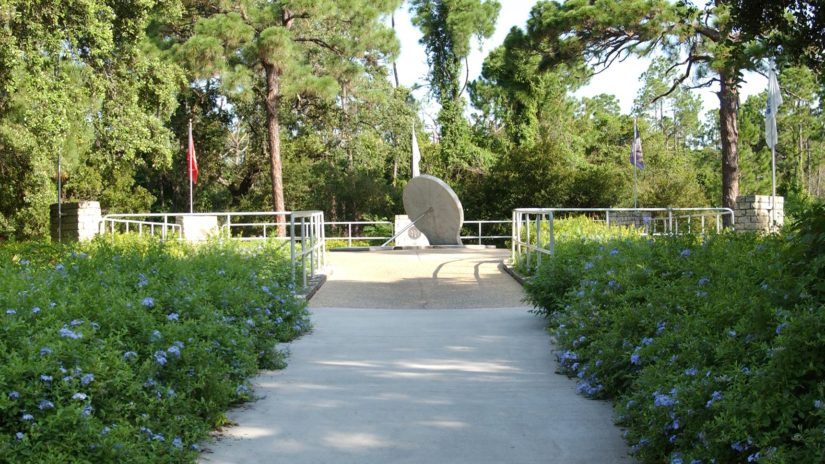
[
  {"xmin": 0, "ymin": 237, "xmax": 310, "ymax": 462},
  {"xmin": 523, "ymin": 210, "xmax": 825, "ymax": 463}
]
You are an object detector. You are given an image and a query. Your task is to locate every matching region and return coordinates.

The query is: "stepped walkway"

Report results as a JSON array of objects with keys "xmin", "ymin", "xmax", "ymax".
[{"xmin": 200, "ymin": 248, "xmax": 630, "ymax": 463}]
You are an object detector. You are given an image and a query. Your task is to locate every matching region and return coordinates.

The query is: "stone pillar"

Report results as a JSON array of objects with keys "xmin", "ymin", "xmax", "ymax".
[
  {"xmin": 50, "ymin": 201, "xmax": 102, "ymax": 242},
  {"xmin": 176, "ymin": 215, "xmax": 219, "ymax": 241},
  {"xmin": 734, "ymin": 195, "xmax": 784, "ymax": 233}
]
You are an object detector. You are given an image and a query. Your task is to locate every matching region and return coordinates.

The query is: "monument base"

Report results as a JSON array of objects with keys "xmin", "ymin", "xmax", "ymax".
[{"xmin": 394, "ymin": 215, "xmax": 430, "ymax": 247}]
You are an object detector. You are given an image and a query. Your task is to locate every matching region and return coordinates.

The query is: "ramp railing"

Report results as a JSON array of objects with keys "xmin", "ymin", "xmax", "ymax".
[
  {"xmin": 100, "ymin": 211, "xmax": 325, "ymax": 290},
  {"xmin": 511, "ymin": 208, "xmax": 735, "ymax": 270}
]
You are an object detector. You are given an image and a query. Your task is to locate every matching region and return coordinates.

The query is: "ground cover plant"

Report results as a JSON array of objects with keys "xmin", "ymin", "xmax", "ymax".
[
  {"xmin": 0, "ymin": 237, "xmax": 310, "ymax": 463},
  {"xmin": 522, "ymin": 206, "xmax": 825, "ymax": 463}
]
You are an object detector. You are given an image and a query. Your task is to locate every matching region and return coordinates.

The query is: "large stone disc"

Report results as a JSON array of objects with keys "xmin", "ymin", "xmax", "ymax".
[{"xmin": 402, "ymin": 175, "xmax": 464, "ymax": 245}]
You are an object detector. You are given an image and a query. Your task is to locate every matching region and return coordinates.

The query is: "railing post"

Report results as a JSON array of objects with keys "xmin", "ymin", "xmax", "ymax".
[
  {"xmin": 348, "ymin": 222, "xmax": 352, "ymax": 248},
  {"xmin": 511, "ymin": 211, "xmax": 516, "ymax": 263},
  {"xmin": 309, "ymin": 216, "xmax": 315, "ymax": 279},
  {"xmin": 549, "ymin": 211, "xmax": 555, "ymax": 255},
  {"xmin": 301, "ymin": 216, "xmax": 307, "ymax": 289},
  {"xmin": 668, "ymin": 208, "xmax": 673, "ymax": 235},
  {"xmin": 478, "ymin": 222, "xmax": 482, "ymax": 246},
  {"xmin": 525, "ymin": 213, "xmax": 531, "ymax": 270},
  {"xmin": 535, "ymin": 214, "xmax": 542, "ymax": 267},
  {"xmin": 226, "ymin": 215, "xmax": 232, "ymax": 239},
  {"xmin": 163, "ymin": 215, "xmax": 168, "ymax": 241},
  {"xmin": 605, "ymin": 210, "xmax": 610, "ymax": 228},
  {"xmin": 716, "ymin": 214, "xmax": 721, "ymax": 233},
  {"xmin": 290, "ymin": 215, "xmax": 296, "ymax": 288}
]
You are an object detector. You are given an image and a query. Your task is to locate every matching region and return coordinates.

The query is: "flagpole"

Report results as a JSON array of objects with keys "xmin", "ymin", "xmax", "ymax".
[
  {"xmin": 188, "ymin": 119, "xmax": 193, "ymax": 214},
  {"xmin": 771, "ymin": 145, "xmax": 776, "ymax": 230}
]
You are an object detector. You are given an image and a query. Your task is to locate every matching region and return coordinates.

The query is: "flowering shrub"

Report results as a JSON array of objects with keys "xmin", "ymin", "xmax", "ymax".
[
  {"xmin": 0, "ymin": 237, "xmax": 310, "ymax": 462},
  {"xmin": 523, "ymin": 208, "xmax": 825, "ymax": 463}
]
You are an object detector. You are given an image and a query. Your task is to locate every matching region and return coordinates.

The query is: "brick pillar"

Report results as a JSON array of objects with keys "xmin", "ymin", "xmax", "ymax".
[
  {"xmin": 50, "ymin": 201, "xmax": 102, "ymax": 242},
  {"xmin": 734, "ymin": 195, "xmax": 784, "ymax": 233}
]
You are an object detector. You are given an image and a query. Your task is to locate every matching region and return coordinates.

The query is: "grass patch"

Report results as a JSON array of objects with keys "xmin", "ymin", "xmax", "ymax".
[{"xmin": 0, "ymin": 236, "xmax": 310, "ymax": 463}]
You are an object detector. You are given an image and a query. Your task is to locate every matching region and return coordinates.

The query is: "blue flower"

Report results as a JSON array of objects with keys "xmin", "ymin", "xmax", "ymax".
[
  {"xmin": 15, "ymin": 432, "xmax": 24, "ymax": 440},
  {"xmin": 59, "ymin": 327, "xmax": 82, "ymax": 339},
  {"xmin": 167, "ymin": 313, "xmax": 179, "ymax": 321},
  {"xmin": 728, "ymin": 330, "xmax": 737, "ymax": 337},
  {"xmin": 152, "ymin": 433, "xmax": 165, "ymax": 441},
  {"xmin": 630, "ymin": 352, "xmax": 641, "ymax": 365},
  {"xmin": 706, "ymin": 390, "xmax": 723, "ymax": 408},
  {"xmin": 696, "ymin": 290, "xmax": 708, "ymax": 298},
  {"xmin": 101, "ymin": 426, "xmax": 111, "ymax": 435},
  {"xmin": 81, "ymin": 373, "xmax": 94, "ymax": 385},
  {"xmin": 261, "ymin": 285, "xmax": 270, "ymax": 294},
  {"xmin": 609, "ymin": 248, "xmax": 619, "ymax": 256},
  {"xmin": 641, "ymin": 337, "xmax": 654, "ymax": 346},
  {"xmin": 123, "ymin": 351, "xmax": 138, "ymax": 360},
  {"xmin": 31, "ymin": 307, "xmax": 41, "ymax": 314},
  {"xmin": 680, "ymin": 249, "xmax": 691, "ymax": 257},
  {"xmin": 9, "ymin": 391, "xmax": 20, "ymax": 399},
  {"xmin": 137, "ymin": 273, "xmax": 148, "ymax": 287},
  {"xmin": 153, "ymin": 351, "xmax": 167, "ymax": 366},
  {"xmin": 70, "ymin": 319, "xmax": 83, "ymax": 327},
  {"xmin": 653, "ymin": 391, "xmax": 676, "ymax": 408},
  {"xmin": 584, "ymin": 261, "xmax": 593, "ymax": 270},
  {"xmin": 6, "ymin": 309, "xmax": 16, "ymax": 315},
  {"xmin": 38, "ymin": 400, "xmax": 54, "ymax": 410},
  {"xmin": 671, "ymin": 454, "xmax": 683, "ymax": 464},
  {"xmin": 150, "ymin": 329, "xmax": 162, "ymax": 341},
  {"xmin": 741, "ymin": 367, "xmax": 751, "ymax": 375},
  {"xmin": 656, "ymin": 321, "xmax": 667, "ymax": 335},
  {"xmin": 246, "ymin": 319, "xmax": 255, "ymax": 327},
  {"xmin": 141, "ymin": 297, "xmax": 155, "ymax": 308},
  {"xmin": 55, "ymin": 263, "xmax": 65, "ymax": 271},
  {"xmin": 775, "ymin": 323, "xmax": 787, "ymax": 335},
  {"xmin": 72, "ymin": 392, "xmax": 87, "ymax": 400},
  {"xmin": 698, "ymin": 277, "xmax": 710, "ymax": 286},
  {"xmin": 40, "ymin": 347, "xmax": 53, "ymax": 356},
  {"xmin": 731, "ymin": 441, "xmax": 749, "ymax": 452},
  {"xmin": 81, "ymin": 405, "xmax": 93, "ymax": 417},
  {"xmin": 172, "ymin": 436, "xmax": 183, "ymax": 448},
  {"xmin": 684, "ymin": 367, "xmax": 698, "ymax": 376},
  {"xmin": 40, "ymin": 374, "xmax": 53, "ymax": 382},
  {"xmin": 815, "ymin": 399, "xmax": 822, "ymax": 409},
  {"xmin": 747, "ymin": 452, "xmax": 761, "ymax": 462},
  {"xmin": 21, "ymin": 413, "xmax": 34, "ymax": 422},
  {"xmin": 167, "ymin": 345, "xmax": 181, "ymax": 357}
]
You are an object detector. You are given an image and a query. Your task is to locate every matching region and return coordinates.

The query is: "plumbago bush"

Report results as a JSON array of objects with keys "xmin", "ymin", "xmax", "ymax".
[
  {"xmin": 0, "ymin": 237, "xmax": 311, "ymax": 463},
  {"xmin": 523, "ymin": 207, "xmax": 825, "ymax": 464}
]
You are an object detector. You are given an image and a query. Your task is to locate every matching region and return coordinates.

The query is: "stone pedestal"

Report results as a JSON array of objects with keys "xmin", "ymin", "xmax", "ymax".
[
  {"xmin": 50, "ymin": 201, "xmax": 101, "ymax": 242},
  {"xmin": 735, "ymin": 195, "xmax": 784, "ymax": 232},
  {"xmin": 176, "ymin": 215, "xmax": 219, "ymax": 241},
  {"xmin": 394, "ymin": 215, "xmax": 430, "ymax": 247}
]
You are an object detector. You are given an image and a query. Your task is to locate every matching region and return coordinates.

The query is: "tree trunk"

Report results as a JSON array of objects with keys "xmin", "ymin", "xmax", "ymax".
[
  {"xmin": 264, "ymin": 62, "xmax": 286, "ymax": 236},
  {"xmin": 718, "ymin": 72, "xmax": 739, "ymax": 226}
]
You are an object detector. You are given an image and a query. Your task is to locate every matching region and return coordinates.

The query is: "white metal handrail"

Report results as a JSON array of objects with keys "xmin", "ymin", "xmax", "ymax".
[
  {"xmin": 511, "ymin": 207, "xmax": 736, "ymax": 269},
  {"xmin": 100, "ymin": 211, "xmax": 326, "ymax": 290},
  {"xmin": 324, "ymin": 219, "xmax": 512, "ymax": 246}
]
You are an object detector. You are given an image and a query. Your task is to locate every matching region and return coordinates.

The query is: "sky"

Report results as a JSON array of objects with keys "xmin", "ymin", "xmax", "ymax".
[{"xmin": 390, "ymin": 1, "xmax": 768, "ymax": 129}]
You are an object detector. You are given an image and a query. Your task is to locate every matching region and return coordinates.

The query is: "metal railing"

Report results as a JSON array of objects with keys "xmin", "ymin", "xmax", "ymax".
[
  {"xmin": 511, "ymin": 207, "xmax": 735, "ymax": 268},
  {"xmin": 100, "ymin": 211, "xmax": 326, "ymax": 290},
  {"xmin": 323, "ymin": 219, "xmax": 511, "ymax": 246}
]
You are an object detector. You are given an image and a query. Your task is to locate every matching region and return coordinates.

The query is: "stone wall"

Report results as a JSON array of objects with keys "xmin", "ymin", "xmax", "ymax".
[
  {"xmin": 735, "ymin": 195, "xmax": 784, "ymax": 233},
  {"xmin": 50, "ymin": 201, "xmax": 102, "ymax": 242}
]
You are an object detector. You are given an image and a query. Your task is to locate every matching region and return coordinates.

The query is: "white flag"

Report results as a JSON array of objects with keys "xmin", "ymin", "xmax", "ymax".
[
  {"xmin": 411, "ymin": 123, "xmax": 421, "ymax": 178},
  {"xmin": 765, "ymin": 68, "xmax": 783, "ymax": 149}
]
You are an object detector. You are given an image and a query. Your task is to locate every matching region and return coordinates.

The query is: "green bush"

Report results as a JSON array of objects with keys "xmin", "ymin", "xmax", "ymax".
[
  {"xmin": 0, "ymin": 237, "xmax": 310, "ymax": 463},
  {"xmin": 523, "ymin": 210, "xmax": 825, "ymax": 463}
]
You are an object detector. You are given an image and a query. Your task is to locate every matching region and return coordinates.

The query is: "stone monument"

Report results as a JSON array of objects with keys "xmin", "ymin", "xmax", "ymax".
[{"xmin": 402, "ymin": 175, "xmax": 464, "ymax": 246}]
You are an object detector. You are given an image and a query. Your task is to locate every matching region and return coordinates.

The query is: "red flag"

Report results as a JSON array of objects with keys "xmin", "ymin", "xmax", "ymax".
[{"xmin": 188, "ymin": 121, "xmax": 199, "ymax": 184}]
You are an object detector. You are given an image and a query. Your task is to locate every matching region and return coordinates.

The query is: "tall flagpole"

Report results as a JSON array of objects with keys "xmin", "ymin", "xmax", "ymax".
[
  {"xmin": 188, "ymin": 119, "xmax": 193, "ymax": 214},
  {"xmin": 633, "ymin": 118, "xmax": 638, "ymax": 209}
]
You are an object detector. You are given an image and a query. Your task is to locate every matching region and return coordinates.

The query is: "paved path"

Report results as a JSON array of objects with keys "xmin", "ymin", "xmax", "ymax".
[{"xmin": 200, "ymin": 249, "xmax": 630, "ymax": 464}]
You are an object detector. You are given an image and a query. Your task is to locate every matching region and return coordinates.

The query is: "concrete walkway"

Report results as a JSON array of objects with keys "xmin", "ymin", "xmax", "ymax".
[{"xmin": 200, "ymin": 249, "xmax": 630, "ymax": 464}]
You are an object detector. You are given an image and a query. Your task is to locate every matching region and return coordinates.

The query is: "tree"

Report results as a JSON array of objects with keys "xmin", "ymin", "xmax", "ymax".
[
  {"xmin": 526, "ymin": 0, "xmax": 772, "ymax": 222},
  {"xmin": 410, "ymin": 0, "xmax": 500, "ymax": 182},
  {"xmin": 176, "ymin": 0, "xmax": 399, "ymax": 233},
  {"xmin": 731, "ymin": 0, "xmax": 825, "ymax": 77}
]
